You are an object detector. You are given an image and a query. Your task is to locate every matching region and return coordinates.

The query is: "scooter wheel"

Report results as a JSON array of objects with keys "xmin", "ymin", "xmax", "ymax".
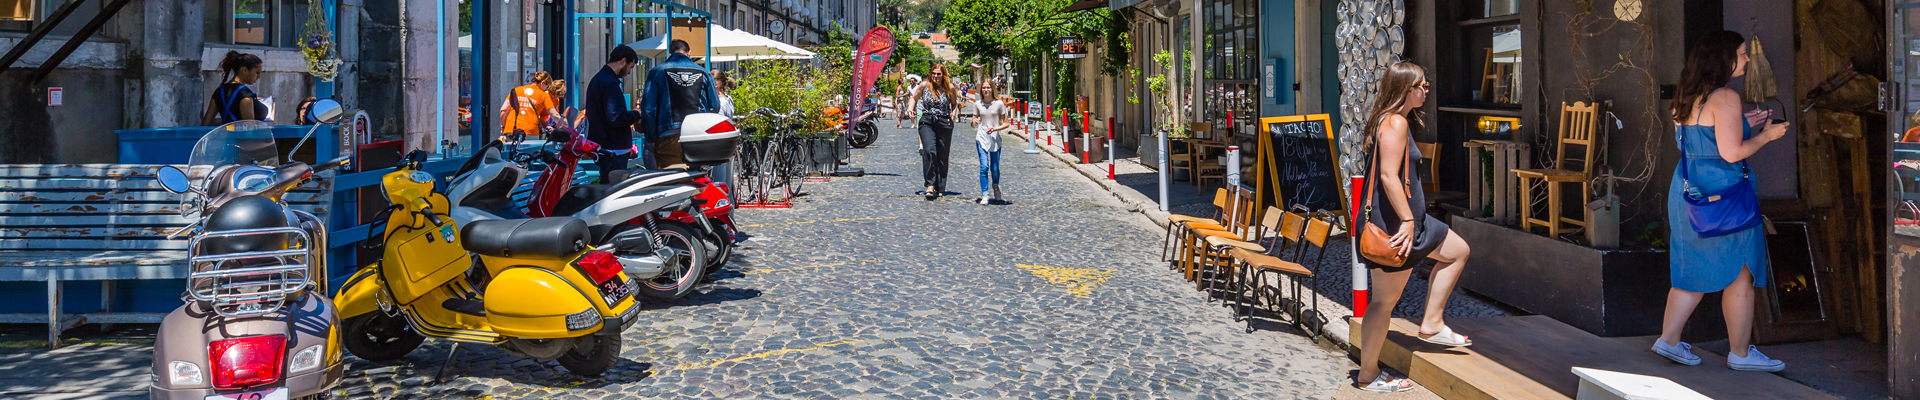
[
  {"xmin": 702, "ymin": 224, "xmax": 733, "ymax": 275},
  {"xmin": 624, "ymin": 220, "xmax": 707, "ymax": 300},
  {"xmin": 557, "ymin": 335, "xmax": 621, "ymax": 376},
  {"xmin": 341, "ymin": 313, "xmax": 423, "ymax": 362}
]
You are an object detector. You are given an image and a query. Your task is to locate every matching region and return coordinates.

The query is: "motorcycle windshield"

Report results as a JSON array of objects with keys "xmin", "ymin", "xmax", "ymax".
[{"xmin": 187, "ymin": 121, "xmax": 282, "ymax": 172}]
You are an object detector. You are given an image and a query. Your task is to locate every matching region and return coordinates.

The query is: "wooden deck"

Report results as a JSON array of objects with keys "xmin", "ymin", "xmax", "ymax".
[{"xmin": 1349, "ymin": 316, "xmax": 1837, "ymax": 400}]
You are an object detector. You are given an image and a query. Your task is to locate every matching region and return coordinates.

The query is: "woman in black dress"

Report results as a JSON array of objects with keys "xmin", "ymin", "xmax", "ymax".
[
  {"xmin": 1353, "ymin": 62, "xmax": 1474, "ymax": 393},
  {"xmin": 202, "ymin": 51, "xmax": 268, "ymax": 125}
]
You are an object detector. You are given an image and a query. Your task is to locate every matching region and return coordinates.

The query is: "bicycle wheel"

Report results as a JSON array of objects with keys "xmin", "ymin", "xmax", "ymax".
[
  {"xmin": 731, "ymin": 141, "xmax": 761, "ymax": 203},
  {"xmin": 784, "ymin": 136, "xmax": 809, "ymax": 194},
  {"xmin": 761, "ymin": 137, "xmax": 788, "ymax": 201}
]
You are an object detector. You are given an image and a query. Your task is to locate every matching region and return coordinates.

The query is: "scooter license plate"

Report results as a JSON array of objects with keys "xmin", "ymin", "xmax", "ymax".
[
  {"xmin": 600, "ymin": 277, "xmax": 635, "ymax": 306},
  {"xmin": 204, "ymin": 387, "xmax": 289, "ymax": 400}
]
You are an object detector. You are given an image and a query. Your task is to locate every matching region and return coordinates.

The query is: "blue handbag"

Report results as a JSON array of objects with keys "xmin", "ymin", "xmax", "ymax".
[{"xmin": 1678, "ymin": 127, "xmax": 1763, "ymax": 238}]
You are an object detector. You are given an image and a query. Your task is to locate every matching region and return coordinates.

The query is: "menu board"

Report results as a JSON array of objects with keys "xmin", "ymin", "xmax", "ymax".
[{"xmin": 1255, "ymin": 114, "xmax": 1344, "ymax": 213}]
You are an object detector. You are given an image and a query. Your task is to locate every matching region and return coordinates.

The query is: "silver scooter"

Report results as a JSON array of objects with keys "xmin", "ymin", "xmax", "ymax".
[{"xmin": 148, "ymin": 101, "xmax": 351, "ymax": 400}]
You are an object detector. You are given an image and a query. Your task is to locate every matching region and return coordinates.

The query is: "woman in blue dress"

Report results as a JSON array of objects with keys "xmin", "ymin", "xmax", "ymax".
[{"xmin": 1654, "ymin": 30, "xmax": 1791, "ymax": 372}]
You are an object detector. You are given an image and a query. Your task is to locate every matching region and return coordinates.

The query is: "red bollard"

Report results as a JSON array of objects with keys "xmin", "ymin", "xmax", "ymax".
[
  {"xmin": 1107, "ymin": 117, "xmax": 1116, "ymax": 180},
  {"xmin": 1351, "ymin": 175, "xmax": 1369, "ymax": 319},
  {"xmin": 1045, "ymin": 106, "xmax": 1053, "ymax": 147},
  {"xmin": 1081, "ymin": 112, "xmax": 1091, "ymax": 164}
]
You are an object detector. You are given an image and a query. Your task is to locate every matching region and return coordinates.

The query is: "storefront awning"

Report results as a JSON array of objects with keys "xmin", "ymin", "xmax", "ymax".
[{"xmin": 1060, "ymin": 0, "xmax": 1107, "ymax": 13}]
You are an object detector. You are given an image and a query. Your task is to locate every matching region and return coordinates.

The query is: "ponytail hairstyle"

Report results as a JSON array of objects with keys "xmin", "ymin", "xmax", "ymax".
[
  {"xmin": 218, "ymin": 51, "xmax": 263, "ymax": 83},
  {"xmin": 530, "ymin": 71, "xmax": 553, "ymax": 86},
  {"xmin": 714, "ymin": 71, "xmax": 734, "ymax": 93}
]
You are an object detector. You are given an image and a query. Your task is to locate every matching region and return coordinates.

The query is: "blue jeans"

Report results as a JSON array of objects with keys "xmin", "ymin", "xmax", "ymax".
[{"xmin": 977, "ymin": 145, "xmax": 1000, "ymax": 194}]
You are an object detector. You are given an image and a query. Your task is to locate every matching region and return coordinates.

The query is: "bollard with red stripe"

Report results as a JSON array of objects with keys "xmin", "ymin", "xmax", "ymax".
[
  {"xmin": 1351, "ymin": 175, "xmax": 1369, "ymax": 319},
  {"xmin": 1106, "ymin": 117, "xmax": 1116, "ymax": 180},
  {"xmin": 1045, "ymin": 106, "xmax": 1053, "ymax": 147},
  {"xmin": 1081, "ymin": 112, "xmax": 1091, "ymax": 164}
]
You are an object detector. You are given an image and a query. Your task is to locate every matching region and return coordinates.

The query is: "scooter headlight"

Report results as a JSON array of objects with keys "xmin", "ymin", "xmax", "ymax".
[
  {"xmin": 289, "ymin": 344, "xmax": 324, "ymax": 373},
  {"xmin": 565, "ymin": 308, "xmax": 600, "ymax": 331},
  {"xmin": 169, "ymin": 361, "xmax": 204, "ymax": 385}
]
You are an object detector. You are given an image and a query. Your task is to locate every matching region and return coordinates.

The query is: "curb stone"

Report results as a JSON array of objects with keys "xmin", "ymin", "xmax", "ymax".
[{"xmin": 1016, "ymin": 129, "xmax": 1356, "ymax": 353}]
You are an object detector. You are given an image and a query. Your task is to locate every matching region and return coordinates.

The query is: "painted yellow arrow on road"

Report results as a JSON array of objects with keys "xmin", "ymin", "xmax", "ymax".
[{"xmin": 1016, "ymin": 264, "xmax": 1114, "ymax": 298}]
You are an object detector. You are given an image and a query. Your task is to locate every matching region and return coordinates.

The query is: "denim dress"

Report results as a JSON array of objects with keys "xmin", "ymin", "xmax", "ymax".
[{"xmin": 1667, "ymin": 120, "xmax": 1769, "ymax": 293}]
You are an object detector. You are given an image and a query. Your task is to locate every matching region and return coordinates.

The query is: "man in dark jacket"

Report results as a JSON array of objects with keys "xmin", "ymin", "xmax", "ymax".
[
  {"xmin": 640, "ymin": 39, "xmax": 720, "ymax": 170},
  {"xmin": 586, "ymin": 45, "xmax": 644, "ymax": 183}
]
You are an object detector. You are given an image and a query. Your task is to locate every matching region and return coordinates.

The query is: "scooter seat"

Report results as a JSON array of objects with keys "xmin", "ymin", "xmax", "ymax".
[
  {"xmin": 551, "ymin": 170, "xmax": 697, "ymax": 216},
  {"xmin": 460, "ymin": 217, "xmax": 590, "ymax": 260}
]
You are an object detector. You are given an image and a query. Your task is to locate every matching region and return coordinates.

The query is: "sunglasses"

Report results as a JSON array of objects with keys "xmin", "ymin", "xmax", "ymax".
[{"xmin": 1414, "ymin": 81, "xmax": 1431, "ymax": 89}]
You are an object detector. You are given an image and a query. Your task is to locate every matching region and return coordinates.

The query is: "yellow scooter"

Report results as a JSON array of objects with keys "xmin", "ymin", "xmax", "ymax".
[{"xmin": 333, "ymin": 151, "xmax": 641, "ymax": 378}]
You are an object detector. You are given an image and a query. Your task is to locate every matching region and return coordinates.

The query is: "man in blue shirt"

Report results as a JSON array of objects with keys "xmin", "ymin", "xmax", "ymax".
[
  {"xmin": 586, "ymin": 45, "xmax": 643, "ymax": 183},
  {"xmin": 640, "ymin": 39, "xmax": 720, "ymax": 170}
]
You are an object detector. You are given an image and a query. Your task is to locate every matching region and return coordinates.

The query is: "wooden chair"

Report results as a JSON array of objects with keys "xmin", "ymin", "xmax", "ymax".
[
  {"xmin": 1161, "ymin": 189, "xmax": 1233, "ymax": 266},
  {"xmin": 1168, "ymin": 123, "xmax": 1213, "ymax": 182},
  {"xmin": 1186, "ymin": 190, "xmax": 1261, "ymax": 290},
  {"xmin": 1233, "ymin": 210, "xmax": 1335, "ymax": 341},
  {"xmin": 1415, "ymin": 142, "xmax": 1468, "ymax": 214},
  {"xmin": 1512, "ymin": 101, "xmax": 1600, "ymax": 237}
]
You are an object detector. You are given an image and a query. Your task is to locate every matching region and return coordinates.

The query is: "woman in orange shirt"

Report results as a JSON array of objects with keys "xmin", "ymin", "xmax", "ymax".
[{"xmin": 501, "ymin": 71, "xmax": 564, "ymax": 138}]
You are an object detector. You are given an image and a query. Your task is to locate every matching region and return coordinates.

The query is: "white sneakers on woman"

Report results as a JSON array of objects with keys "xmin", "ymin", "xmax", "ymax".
[{"xmin": 1653, "ymin": 340, "xmax": 1785, "ymax": 372}]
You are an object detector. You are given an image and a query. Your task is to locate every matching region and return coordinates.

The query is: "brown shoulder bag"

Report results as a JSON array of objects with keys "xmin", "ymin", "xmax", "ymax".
[{"xmin": 1358, "ymin": 139, "xmax": 1415, "ymax": 267}]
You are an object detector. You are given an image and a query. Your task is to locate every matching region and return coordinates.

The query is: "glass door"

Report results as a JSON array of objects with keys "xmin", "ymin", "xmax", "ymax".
[{"xmin": 1893, "ymin": 2, "xmax": 1920, "ymax": 236}]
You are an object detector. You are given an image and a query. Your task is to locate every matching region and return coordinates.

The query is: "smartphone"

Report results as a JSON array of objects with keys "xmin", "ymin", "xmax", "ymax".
[{"xmin": 1771, "ymin": 118, "xmax": 1788, "ymax": 125}]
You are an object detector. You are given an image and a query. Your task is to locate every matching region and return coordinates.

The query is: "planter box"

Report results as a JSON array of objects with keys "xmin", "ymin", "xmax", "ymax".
[
  {"xmin": 1139, "ymin": 133, "xmax": 1159, "ymax": 169},
  {"xmin": 1451, "ymin": 216, "xmax": 1671, "ymax": 337}
]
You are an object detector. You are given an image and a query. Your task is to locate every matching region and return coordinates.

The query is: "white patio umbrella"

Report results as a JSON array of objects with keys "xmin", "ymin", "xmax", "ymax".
[{"xmin": 626, "ymin": 24, "xmax": 813, "ymax": 59}]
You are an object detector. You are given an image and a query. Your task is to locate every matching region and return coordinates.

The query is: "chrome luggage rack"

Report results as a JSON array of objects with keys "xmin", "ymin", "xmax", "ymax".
[{"xmin": 186, "ymin": 226, "xmax": 314, "ymax": 317}]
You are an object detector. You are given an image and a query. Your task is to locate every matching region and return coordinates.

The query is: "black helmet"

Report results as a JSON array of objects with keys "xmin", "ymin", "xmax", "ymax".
[{"xmin": 201, "ymin": 195, "xmax": 293, "ymax": 256}]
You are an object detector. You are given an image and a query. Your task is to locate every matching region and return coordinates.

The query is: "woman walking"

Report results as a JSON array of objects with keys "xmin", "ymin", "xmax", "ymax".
[
  {"xmin": 1353, "ymin": 62, "xmax": 1473, "ymax": 393},
  {"xmin": 908, "ymin": 64, "xmax": 963, "ymax": 200},
  {"xmin": 202, "ymin": 51, "xmax": 267, "ymax": 125},
  {"xmin": 972, "ymin": 84, "xmax": 1013, "ymax": 204},
  {"xmin": 1651, "ymin": 30, "xmax": 1790, "ymax": 372},
  {"xmin": 502, "ymin": 71, "xmax": 563, "ymax": 138}
]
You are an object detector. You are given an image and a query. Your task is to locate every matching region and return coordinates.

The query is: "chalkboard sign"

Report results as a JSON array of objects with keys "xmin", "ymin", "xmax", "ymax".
[{"xmin": 1254, "ymin": 114, "xmax": 1344, "ymax": 213}]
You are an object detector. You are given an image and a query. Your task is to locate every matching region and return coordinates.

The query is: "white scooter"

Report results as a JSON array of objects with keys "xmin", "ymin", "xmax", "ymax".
[{"xmin": 442, "ymin": 114, "xmax": 740, "ymax": 300}]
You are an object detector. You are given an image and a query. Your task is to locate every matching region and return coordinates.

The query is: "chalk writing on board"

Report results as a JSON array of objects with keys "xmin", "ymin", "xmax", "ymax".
[{"xmin": 1270, "ymin": 119, "xmax": 1343, "ymax": 212}]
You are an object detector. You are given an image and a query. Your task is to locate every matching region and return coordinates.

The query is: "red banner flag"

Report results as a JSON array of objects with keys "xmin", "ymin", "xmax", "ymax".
[{"xmin": 850, "ymin": 26, "xmax": 896, "ymax": 138}]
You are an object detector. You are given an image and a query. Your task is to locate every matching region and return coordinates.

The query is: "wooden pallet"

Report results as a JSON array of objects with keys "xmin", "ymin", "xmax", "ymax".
[{"xmin": 1349, "ymin": 316, "xmax": 1837, "ymax": 400}]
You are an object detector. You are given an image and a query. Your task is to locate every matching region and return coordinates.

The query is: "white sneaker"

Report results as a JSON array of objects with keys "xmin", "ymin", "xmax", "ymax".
[
  {"xmin": 1651, "ymin": 339, "xmax": 1700, "ymax": 366},
  {"xmin": 1727, "ymin": 345, "xmax": 1785, "ymax": 372},
  {"xmin": 978, "ymin": 196, "xmax": 991, "ymax": 205}
]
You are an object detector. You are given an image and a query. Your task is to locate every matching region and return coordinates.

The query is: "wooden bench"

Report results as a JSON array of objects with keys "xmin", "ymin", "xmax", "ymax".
[{"xmin": 0, "ymin": 164, "xmax": 330, "ymax": 348}]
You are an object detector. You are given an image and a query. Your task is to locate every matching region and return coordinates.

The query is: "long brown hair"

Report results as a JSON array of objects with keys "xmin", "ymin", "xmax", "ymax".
[
  {"xmin": 1362, "ymin": 62, "xmax": 1427, "ymax": 150},
  {"xmin": 927, "ymin": 64, "xmax": 958, "ymax": 104},
  {"xmin": 1671, "ymin": 31, "xmax": 1745, "ymax": 123}
]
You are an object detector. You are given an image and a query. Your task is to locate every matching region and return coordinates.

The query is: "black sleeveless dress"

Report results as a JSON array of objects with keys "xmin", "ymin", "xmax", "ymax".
[{"xmin": 1363, "ymin": 138, "xmax": 1450, "ymax": 273}]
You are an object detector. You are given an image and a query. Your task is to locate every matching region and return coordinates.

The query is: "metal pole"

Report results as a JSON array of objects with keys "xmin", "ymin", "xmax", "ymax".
[
  {"xmin": 1226, "ymin": 145, "xmax": 1240, "ymax": 192},
  {"xmin": 471, "ymin": 0, "xmax": 487, "ymax": 145},
  {"xmin": 1157, "ymin": 126, "xmax": 1168, "ymax": 211}
]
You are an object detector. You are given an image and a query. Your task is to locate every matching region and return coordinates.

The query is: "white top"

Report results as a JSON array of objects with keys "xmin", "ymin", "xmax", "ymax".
[
  {"xmin": 718, "ymin": 94, "xmax": 736, "ymax": 118},
  {"xmin": 975, "ymin": 100, "xmax": 1010, "ymax": 152}
]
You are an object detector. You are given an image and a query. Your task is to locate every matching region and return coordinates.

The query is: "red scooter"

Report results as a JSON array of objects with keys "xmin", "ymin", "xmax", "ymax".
[{"xmin": 518, "ymin": 128, "xmax": 739, "ymax": 273}]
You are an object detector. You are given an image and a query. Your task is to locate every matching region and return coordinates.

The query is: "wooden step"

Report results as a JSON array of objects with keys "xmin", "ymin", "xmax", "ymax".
[{"xmin": 1348, "ymin": 316, "xmax": 1836, "ymax": 400}]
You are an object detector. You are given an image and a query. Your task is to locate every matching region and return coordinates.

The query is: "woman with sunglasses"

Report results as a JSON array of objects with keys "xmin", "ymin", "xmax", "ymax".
[
  {"xmin": 908, "ymin": 64, "xmax": 964, "ymax": 200},
  {"xmin": 1353, "ymin": 62, "xmax": 1474, "ymax": 393}
]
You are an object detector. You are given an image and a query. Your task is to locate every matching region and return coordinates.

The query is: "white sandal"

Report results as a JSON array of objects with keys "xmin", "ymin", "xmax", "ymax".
[
  {"xmin": 1360, "ymin": 371, "xmax": 1415, "ymax": 393},
  {"xmin": 1417, "ymin": 325, "xmax": 1473, "ymax": 347}
]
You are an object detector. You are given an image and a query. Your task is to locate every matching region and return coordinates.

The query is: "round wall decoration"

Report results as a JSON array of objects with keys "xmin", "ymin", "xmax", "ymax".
[{"xmin": 1615, "ymin": 0, "xmax": 1642, "ymax": 21}]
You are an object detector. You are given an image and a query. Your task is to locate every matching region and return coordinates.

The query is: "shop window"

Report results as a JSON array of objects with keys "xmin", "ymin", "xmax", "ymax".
[
  {"xmin": 1202, "ymin": 0, "xmax": 1257, "ymax": 132},
  {"xmin": 1483, "ymin": 0, "xmax": 1518, "ymax": 18},
  {"xmin": 206, "ymin": 0, "xmax": 284, "ymax": 46},
  {"xmin": 1468, "ymin": 24, "xmax": 1521, "ymax": 105},
  {"xmin": 3, "ymin": 0, "xmax": 100, "ymax": 34}
]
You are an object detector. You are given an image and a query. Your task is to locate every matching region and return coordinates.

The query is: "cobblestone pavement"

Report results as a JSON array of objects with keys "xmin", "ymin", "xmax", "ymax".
[{"xmin": 322, "ymin": 123, "xmax": 1358, "ymax": 399}]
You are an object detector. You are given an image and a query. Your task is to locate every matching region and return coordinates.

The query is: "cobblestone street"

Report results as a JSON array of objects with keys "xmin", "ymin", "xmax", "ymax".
[{"xmin": 324, "ymin": 123, "xmax": 1355, "ymax": 399}]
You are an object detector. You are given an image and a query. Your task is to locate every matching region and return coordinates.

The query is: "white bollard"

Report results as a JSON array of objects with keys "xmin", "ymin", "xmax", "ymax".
[
  {"xmin": 1157, "ymin": 130, "xmax": 1169, "ymax": 212},
  {"xmin": 1024, "ymin": 117, "xmax": 1041, "ymax": 154},
  {"xmin": 1226, "ymin": 146, "xmax": 1241, "ymax": 191}
]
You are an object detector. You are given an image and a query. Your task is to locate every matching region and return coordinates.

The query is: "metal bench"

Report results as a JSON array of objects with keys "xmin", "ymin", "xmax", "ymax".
[{"xmin": 0, "ymin": 164, "xmax": 330, "ymax": 348}]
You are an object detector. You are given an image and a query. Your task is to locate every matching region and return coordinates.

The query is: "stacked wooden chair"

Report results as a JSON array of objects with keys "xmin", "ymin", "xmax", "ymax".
[{"xmin": 1228, "ymin": 209, "xmax": 1337, "ymax": 340}]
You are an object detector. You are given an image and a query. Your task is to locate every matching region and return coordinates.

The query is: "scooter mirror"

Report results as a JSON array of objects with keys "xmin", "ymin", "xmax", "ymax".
[
  {"xmin": 309, "ymin": 99, "xmax": 345, "ymax": 125},
  {"xmin": 156, "ymin": 166, "xmax": 191, "ymax": 194}
]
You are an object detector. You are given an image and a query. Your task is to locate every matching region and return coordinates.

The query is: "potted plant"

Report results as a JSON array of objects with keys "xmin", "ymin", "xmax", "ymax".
[
  {"xmin": 1082, "ymin": 126, "xmax": 1106, "ymax": 164},
  {"xmin": 1143, "ymin": 50, "xmax": 1187, "ymax": 173}
]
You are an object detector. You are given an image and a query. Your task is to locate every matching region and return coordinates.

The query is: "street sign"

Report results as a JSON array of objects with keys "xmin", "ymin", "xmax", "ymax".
[
  {"xmin": 1027, "ymin": 102, "xmax": 1043, "ymax": 119},
  {"xmin": 46, "ymin": 87, "xmax": 61, "ymax": 106},
  {"xmin": 1058, "ymin": 37, "xmax": 1087, "ymax": 59}
]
